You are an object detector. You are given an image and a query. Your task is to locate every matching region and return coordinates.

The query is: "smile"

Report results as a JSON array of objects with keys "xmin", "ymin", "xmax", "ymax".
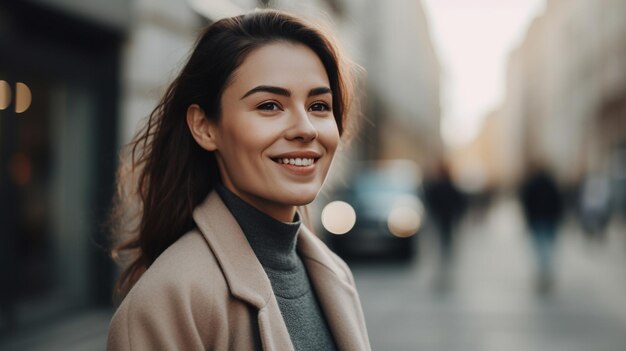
[{"xmin": 274, "ymin": 158, "xmax": 316, "ymax": 166}]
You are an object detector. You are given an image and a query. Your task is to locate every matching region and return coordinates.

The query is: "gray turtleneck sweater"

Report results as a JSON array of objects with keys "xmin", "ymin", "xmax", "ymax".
[{"xmin": 216, "ymin": 185, "xmax": 338, "ymax": 351}]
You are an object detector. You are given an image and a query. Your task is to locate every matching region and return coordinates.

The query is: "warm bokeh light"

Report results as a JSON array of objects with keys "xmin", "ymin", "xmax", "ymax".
[
  {"xmin": 15, "ymin": 82, "xmax": 32, "ymax": 113},
  {"xmin": 0, "ymin": 80, "xmax": 11, "ymax": 110},
  {"xmin": 387, "ymin": 206, "xmax": 421, "ymax": 238},
  {"xmin": 321, "ymin": 201, "xmax": 356, "ymax": 235},
  {"xmin": 9, "ymin": 152, "xmax": 32, "ymax": 186}
]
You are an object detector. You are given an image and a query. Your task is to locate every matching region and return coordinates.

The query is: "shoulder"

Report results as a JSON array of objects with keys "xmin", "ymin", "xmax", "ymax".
[
  {"xmin": 134, "ymin": 229, "xmax": 222, "ymax": 293},
  {"xmin": 108, "ymin": 230, "xmax": 227, "ymax": 349},
  {"xmin": 129, "ymin": 229, "xmax": 226, "ymax": 303}
]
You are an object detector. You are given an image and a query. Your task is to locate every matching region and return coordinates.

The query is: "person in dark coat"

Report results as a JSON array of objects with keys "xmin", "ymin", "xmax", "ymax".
[
  {"xmin": 424, "ymin": 161, "xmax": 466, "ymax": 290},
  {"xmin": 519, "ymin": 167, "xmax": 564, "ymax": 293}
]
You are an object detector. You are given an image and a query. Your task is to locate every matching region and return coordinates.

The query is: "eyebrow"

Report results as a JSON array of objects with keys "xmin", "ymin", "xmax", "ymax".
[{"xmin": 240, "ymin": 85, "xmax": 332, "ymax": 100}]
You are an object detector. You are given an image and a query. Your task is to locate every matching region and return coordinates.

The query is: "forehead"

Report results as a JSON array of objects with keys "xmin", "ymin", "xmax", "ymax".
[{"xmin": 227, "ymin": 42, "xmax": 330, "ymax": 93}]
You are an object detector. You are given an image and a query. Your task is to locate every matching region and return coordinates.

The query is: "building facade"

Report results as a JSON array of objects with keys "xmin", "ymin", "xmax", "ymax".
[{"xmin": 474, "ymin": 0, "xmax": 626, "ymax": 201}]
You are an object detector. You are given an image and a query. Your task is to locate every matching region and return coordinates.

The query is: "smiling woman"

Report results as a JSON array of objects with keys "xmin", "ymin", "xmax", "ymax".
[{"xmin": 107, "ymin": 9, "xmax": 370, "ymax": 351}]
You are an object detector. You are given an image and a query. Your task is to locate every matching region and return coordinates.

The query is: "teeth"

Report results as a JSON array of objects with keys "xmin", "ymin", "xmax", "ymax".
[{"xmin": 276, "ymin": 158, "xmax": 315, "ymax": 166}]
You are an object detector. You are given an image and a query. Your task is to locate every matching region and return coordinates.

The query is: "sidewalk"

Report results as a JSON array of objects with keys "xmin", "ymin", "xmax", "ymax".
[{"xmin": 0, "ymin": 309, "xmax": 112, "ymax": 351}]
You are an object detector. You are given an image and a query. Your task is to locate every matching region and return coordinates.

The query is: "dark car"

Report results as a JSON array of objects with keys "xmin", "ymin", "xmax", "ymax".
[{"xmin": 320, "ymin": 160, "xmax": 424, "ymax": 261}]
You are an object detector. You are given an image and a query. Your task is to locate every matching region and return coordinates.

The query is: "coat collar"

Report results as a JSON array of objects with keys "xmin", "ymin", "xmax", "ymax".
[
  {"xmin": 192, "ymin": 191, "xmax": 294, "ymax": 350},
  {"xmin": 298, "ymin": 226, "xmax": 371, "ymax": 351},
  {"xmin": 192, "ymin": 191, "xmax": 369, "ymax": 351},
  {"xmin": 192, "ymin": 190, "xmax": 273, "ymax": 308}
]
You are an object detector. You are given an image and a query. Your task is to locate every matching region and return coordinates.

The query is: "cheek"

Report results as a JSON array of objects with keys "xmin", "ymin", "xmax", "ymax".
[
  {"xmin": 318, "ymin": 119, "xmax": 340, "ymax": 153},
  {"xmin": 222, "ymin": 121, "xmax": 273, "ymax": 156}
]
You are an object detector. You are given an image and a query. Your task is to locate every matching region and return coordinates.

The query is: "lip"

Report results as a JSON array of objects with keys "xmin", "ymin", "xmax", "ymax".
[
  {"xmin": 270, "ymin": 150, "xmax": 321, "ymax": 176},
  {"xmin": 271, "ymin": 150, "xmax": 322, "ymax": 159}
]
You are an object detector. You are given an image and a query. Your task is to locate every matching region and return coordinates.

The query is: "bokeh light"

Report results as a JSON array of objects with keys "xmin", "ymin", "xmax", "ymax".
[
  {"xmin": 0, "ymin": 80, "xmax": 11, "ymax": 110},
  {"xmin": 321, "ymin": 201, "xmax": 357, "ymax": 235},
  {"xmin": 387, "ymin": 206, "xmax": 421, "ymax": 238},
  {"xmin": 15, "ymin": 82, "xmax": 32, "ymax": 113}
]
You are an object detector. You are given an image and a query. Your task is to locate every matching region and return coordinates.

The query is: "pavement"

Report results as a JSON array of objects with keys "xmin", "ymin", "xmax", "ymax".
[
  {"xmin": 351, "ymin": 196, "xmax": 626, "ymax": 351},
  {"xmin": 0, "ymin": 309, "xmax": 112, "ymax": 351}
]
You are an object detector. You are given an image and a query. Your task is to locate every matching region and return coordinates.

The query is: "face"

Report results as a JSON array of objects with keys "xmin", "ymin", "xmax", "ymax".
[{"xmin": 210, "ymin": 42, "xmax": 340, "ymax": 222}]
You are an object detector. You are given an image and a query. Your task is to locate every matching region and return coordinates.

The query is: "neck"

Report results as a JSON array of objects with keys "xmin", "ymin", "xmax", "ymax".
[
  {"xmin": 220, "ymin": 182, "xmax": 297, "ymax": 222},
  {"xmin": 216, "ymin": 184, "xmax": 302, "ymax": 270}
]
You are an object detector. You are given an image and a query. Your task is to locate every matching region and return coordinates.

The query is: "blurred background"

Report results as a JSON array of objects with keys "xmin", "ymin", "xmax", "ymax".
[{"xmin": 1, "ymin": 0, "xmax": 625, "ymax": 350}]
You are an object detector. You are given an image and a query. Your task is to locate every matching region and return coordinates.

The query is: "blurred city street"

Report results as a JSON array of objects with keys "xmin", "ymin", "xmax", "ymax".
[
  {"xmin": 353, "ymin": 196, "xmax": 626, "ymax": 351},
  {"xmin": 2, "ymin": 0, "xmax": 626, "ymax": 349}
]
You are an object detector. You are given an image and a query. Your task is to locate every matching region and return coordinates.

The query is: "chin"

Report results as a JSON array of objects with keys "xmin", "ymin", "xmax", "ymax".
[
  {"xmin": 283, "ymin": 194, "xmax": 317, "ymax": 207},
  {"xmin": 277, "ymin": 187, "xmax": 320, "ymax": 206}
]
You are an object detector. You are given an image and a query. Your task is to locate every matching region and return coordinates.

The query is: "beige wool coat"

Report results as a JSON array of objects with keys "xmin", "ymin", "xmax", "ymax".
[{"xmin": 107, "ymin": 191, "xmax": 371, "ymax": 350}]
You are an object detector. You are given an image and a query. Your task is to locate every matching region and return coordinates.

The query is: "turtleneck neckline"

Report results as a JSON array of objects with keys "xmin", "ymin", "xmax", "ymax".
[{"xmin": 215, "ymin": 184, "xmax": 302, "ymax": 271}]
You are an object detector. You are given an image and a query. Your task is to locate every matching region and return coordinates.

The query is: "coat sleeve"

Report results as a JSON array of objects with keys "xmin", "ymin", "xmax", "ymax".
[
  {"xmin": 107, "ymin": 279, "xmax": 211, "ymax": 351},
  {"xmin": 107, "ymin": 296, "xmax": 131, "ymax": 350}
]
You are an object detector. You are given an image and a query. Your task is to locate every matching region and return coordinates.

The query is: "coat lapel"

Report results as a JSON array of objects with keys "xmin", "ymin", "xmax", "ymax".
[
  {"xmin": 298, "ymin": 227, "xmax": 371, "ymax": 351},
  {"xmin": 192, "ymin": 191, "xmax": 294, "ymax": 351},
  {"xmin": 192, "ymin": 191, "xmax": 370, "ymax": 351}
]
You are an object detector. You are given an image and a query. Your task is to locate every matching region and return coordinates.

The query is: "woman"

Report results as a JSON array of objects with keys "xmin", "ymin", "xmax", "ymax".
[{"xmin": 107, "ymin": 9, "xmax": 370, "ymax": 351}]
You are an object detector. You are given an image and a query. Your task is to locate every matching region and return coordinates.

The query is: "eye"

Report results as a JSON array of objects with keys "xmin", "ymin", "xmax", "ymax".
[
  {"xmin": 309, "ymin": 102, "xmax": 331, "ymax": 112},
  {"xmin": 257, "ymin": 101, "xmax": 282, "ymax": 111}
]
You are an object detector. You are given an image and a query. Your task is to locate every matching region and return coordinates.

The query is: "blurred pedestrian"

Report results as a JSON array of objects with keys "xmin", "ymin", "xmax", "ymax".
[
  {"xmin": 519, "ymin": 167, "xmax": 564, "ymax": 294},
  {"xmin": 106, "ymin": 10, "xmax": 370, "ymax": 350},
  {"xmin": 424, "ymin": 161, "xmax": 466, "ymax": 289},
  {"xmin": 578, "ymin": 172, "xmax": 612, "ymax": 241}
]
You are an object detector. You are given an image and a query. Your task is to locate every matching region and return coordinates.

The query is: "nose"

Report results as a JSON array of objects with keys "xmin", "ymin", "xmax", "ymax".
[{"xmin": 284, "ymin": 108, "xmax": 318, "ymax": 142}]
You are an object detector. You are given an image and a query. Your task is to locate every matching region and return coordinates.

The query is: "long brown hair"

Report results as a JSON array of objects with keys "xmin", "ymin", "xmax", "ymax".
[{"xmin": 109, "ymin": 9, "xmax": 356, "ymax": 301}]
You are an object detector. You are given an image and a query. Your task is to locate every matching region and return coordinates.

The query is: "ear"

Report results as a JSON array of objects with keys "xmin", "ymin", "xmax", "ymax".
[{"xmin": 186, "ymin": 104, "xmax": 219, "ymax": 151}]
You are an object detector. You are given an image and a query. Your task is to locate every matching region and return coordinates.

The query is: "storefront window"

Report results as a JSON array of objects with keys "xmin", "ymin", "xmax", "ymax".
[{"xmin": 0, "ymin": 3, "xmax": 119, "ymax": 336}]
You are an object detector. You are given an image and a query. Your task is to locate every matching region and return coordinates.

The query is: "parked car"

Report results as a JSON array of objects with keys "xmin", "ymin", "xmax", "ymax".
[{"xmin": 320, "ymin": 160, "xmax": 424, "ymax": 261}]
